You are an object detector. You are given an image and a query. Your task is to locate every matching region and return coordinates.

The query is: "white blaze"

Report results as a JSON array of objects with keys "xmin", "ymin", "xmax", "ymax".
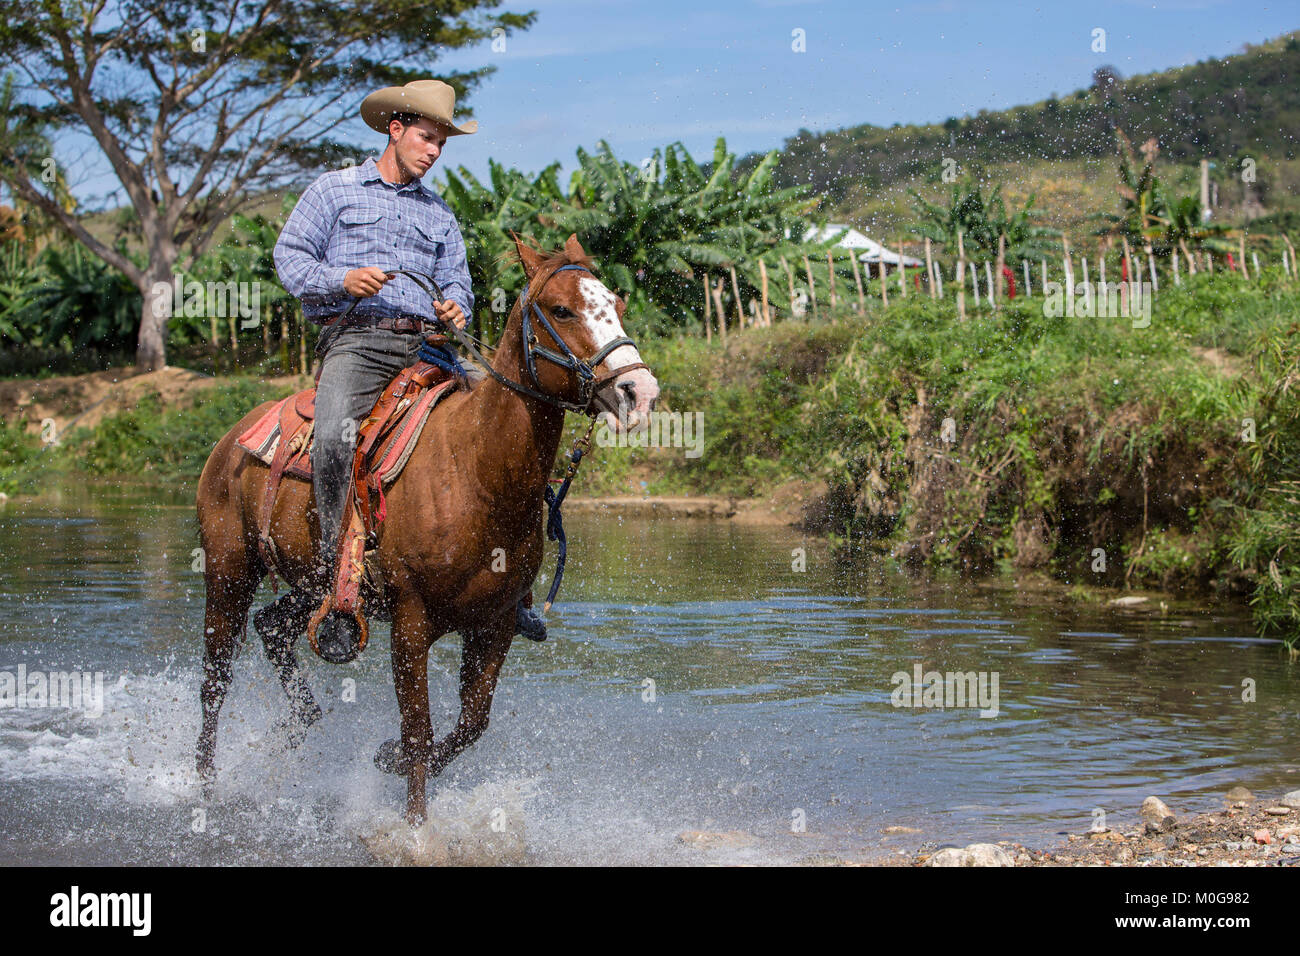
[{"xmin": 577, "ymin": 276, "xmax": 643, "ymax": 370}]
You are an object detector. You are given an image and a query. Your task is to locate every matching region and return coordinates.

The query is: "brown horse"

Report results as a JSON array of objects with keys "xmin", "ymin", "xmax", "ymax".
[{"xmin": 195, "ymin": 234, "xmax": 659, "ymax": 822}]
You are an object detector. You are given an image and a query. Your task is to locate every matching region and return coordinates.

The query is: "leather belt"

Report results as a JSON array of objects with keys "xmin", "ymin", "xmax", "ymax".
[{"xmin": 318, "ymin": 312, "xmax": 427, "ymax": 333}]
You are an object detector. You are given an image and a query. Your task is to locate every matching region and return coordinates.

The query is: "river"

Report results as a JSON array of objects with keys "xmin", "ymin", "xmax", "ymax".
[{"xmin": 0, "ymin": 481, "xmax": 1295, "ymax": 865}]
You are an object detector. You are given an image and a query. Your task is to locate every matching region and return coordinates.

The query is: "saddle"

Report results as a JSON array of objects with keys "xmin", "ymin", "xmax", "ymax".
[{"xmin": 239, "ymin": 359, "xmax": 460, "ymax": 654}]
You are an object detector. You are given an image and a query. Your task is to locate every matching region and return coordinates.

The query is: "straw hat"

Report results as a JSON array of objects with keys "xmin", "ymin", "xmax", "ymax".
[{"xmin": 360, "ymin": 79, "xmax": 478, "ymax": 136}]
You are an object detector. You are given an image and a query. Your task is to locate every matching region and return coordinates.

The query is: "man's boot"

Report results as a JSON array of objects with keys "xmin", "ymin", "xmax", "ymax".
[{"xmin": 311, "ymin": 440, "xmax": 364, "ymax": 665}]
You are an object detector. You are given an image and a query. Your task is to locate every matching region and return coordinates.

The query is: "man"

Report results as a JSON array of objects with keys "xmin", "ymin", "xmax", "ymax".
[{"xmin": 267, "ymin": 79, "xmax": 544, "ymax": 662}]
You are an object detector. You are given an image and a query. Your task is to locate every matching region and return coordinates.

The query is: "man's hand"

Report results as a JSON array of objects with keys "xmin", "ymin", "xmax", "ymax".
[
  {"xmin": 343, "ymin": 267, "xmax": 391, "ymax": 297},
  {"xmin": 432, "ymin": 299, "xmax": 467, "ymax": 331}
]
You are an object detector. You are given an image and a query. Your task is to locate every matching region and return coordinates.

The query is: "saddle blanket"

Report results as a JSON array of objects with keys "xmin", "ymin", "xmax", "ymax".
[{"xmin": 236, "ymin": 380, "xmax": 456, "ymax": 486}]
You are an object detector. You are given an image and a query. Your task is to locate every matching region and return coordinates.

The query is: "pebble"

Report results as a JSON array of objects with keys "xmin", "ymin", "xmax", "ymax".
[
  {"xmin": 923, "ymin": 843, "xmax": 1015, "ymax": 867},
  {"xmin": 1280, "ymin": 790, "xmax": 1300, "ymax": 809},
  {"xmin": 1283, "ymin": 845, "xmax": 1300, "ymax": 856},
  {"xmin": 1225, "ymin": 786, "xmax": 1254, "ymax": 802},
  {"xmin": 881, "ymin": 825, "xmax": 922, "ymax": 834},
  {"xmin": 1253, "ymin": 829, "xmax": 1272, "ymax": 845},
  {"xmin": 1141, "ymin": 796, "xmax": 1176, "ymax": 829},
  {"xmin": 1264, "ymin": 806, "xmax": 1293, "ymax": 816}
]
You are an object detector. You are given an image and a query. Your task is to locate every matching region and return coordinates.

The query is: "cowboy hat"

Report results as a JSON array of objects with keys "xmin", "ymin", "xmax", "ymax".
[{"xmin": 360, "ymin": 79, "xmax": 478, "ymax": 136}]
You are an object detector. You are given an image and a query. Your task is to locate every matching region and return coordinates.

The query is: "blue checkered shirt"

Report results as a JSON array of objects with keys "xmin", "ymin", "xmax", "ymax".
[{"xmin": 273, "ymin": 156, "xmax": 474, "ymax": 326}]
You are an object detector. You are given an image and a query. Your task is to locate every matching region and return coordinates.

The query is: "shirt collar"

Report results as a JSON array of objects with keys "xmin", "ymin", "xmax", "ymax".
[{"xmin": 359, "ymin": 156, "xmax": 430, "ymax": 197}]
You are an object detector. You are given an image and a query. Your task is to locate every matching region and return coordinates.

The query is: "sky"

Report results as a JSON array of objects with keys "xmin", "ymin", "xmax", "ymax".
[{"xmin": 37, "ymin": 0, "xmax": 1300, "ymax": 210}]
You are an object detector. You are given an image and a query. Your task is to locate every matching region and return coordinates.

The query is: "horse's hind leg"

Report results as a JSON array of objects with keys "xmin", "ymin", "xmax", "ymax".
[{"xmin": 196, "ymin": 548, "xmax": 261, "ymax": 793}]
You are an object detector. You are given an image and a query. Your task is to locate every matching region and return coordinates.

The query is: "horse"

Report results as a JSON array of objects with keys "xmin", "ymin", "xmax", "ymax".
[{"xmin": 194, "ymin": 234, "xmax": 660, "ymax": 823}]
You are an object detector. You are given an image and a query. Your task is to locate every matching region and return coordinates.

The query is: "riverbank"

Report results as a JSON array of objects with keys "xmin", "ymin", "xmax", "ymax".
[
  {"xmin": 3, "ymin": 272, "xmax": 1300, "ymax": 645},
  {"xmin": 909, "ymin": 787, "xmax": 1300, "ymax": 868}
]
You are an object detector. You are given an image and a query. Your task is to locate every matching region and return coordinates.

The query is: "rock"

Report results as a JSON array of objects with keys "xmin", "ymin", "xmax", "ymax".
[
  {"xmin": 1284, "ymin": 845, "xmax": 1300, "ymax": 856},
  {"xmin": 1264, "ymin": 806, "xmax": 1292, "ymax": 817},
  {"xmin": 1253, "ymin": 829, "xmax": 1271, "ymax": 845},
  {"xmin": 1225, "ymin": 786, "xmax": 1254, "ymax": 802},
  {"xmin": 881, "ymin": 825, "xmax": 922, "ymax": 834},
  {"xmin": 1118, "ymin": 847, "xmax": 1134, "ymax": 862},
  {"xmin": 1108, "ymin": 595, "xmax": 1148, "ymax": 607},
  {"xmin": 1163, "ymin": 834, "xmax": 1178, "ymax": 849},
  {"xmin": 1088, "ymin": 829, "xmax": 1125, "ymax": 842},
  {"xmin": 923, "ymin": 843, "xmax": 1015, "ymax": 867},
  {"xmin": 1140, "ymin": 796, "xmax": 1176, "ymax": 830},
  {"xmin": 676, "ymin": 830, "xmax": 756, "ymax": 850},
  {"xmin": 1281, "ymin": 790, "xmax": 1300, "ymax": 809},
  {"xmin": 1277, "ymin": 826, "xmax": 1300, "ymax": 839}
]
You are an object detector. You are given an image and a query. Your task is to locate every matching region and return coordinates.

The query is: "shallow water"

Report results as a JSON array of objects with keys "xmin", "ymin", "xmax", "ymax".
[{"xmin": 1, "ymin": 480, "xmax": 1297, "ymax": 865}]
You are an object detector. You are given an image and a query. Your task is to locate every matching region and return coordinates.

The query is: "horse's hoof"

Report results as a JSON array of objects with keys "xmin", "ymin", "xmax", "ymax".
[
  {"xmin": 314, "ymin": 612, "xmax": 362, "ymax": 664},
  {"xmin": 254, "ymin": 588, "xmax": 317, "ymax": 641},
  {"xmin": 282, "ymin": 704, "xmax": 323, "ymax": 748},
  {"xmin": 515, "ymin": 603, "xmax": 548, "ymax": 642},
  {"xmin": 374, "ymin": 738, "xmax": 409, "ymax": 775}
]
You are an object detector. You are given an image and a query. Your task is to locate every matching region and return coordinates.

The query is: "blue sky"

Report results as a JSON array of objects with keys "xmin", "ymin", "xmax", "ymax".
[{"xmin": 52, "ymin": 0, "xmax": 1300, "ymax": 208}]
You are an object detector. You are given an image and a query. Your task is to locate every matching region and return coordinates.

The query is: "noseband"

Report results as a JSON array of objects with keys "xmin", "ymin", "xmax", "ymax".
[{"xmin": 383, "ymin": 265, "xmax": 646, "ymax": 415}]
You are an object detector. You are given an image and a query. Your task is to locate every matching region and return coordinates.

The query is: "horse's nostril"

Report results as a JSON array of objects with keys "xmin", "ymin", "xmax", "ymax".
[{"xmin": 618, "ymin": 381, "xmax": 637, "ymax": 405}]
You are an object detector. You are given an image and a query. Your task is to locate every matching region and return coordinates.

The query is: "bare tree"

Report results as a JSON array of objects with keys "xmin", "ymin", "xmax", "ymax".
[{"xmin": 0, "ymin": 0, "xmax": 534, "ymax": 370}]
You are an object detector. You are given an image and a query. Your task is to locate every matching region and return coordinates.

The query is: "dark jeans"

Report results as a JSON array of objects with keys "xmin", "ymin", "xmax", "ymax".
[{"xmin": 311, "ymin": 326, "xmax": 424, "ymax": 575}]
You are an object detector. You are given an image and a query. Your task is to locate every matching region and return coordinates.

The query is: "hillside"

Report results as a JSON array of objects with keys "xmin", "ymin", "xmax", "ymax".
[{"xmin": 741, "ymin": 31, "xmax": 1300, "ymax": 237}]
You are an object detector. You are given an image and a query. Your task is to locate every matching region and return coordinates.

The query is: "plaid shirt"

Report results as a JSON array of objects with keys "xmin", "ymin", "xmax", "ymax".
[{"xmin": 273, "ymin": 156, "xmax": 474, "ymax": 325}]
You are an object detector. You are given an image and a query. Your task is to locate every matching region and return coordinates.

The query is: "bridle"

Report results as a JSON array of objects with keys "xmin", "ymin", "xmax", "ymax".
[{"xmin": 377, "ymin": 264, "xmax": 647, "ymax": 415}]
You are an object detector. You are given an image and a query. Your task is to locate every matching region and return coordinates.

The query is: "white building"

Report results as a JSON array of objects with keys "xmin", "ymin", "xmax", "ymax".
[{"xmin": 801, "ymin": 224, "xmax": 924, "ymax": 269}]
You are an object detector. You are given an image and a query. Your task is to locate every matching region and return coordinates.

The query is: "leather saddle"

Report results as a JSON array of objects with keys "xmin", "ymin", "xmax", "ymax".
[{"xmin": 253, "ymin": 358, "xmax": 459, "ymax": 652}]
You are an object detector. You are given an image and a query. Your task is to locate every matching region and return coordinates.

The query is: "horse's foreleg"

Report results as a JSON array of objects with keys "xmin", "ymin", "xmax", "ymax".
[
  {"xmin": 258, "ymin": 594, "xmax": 323, "ymax": 739},
  {"xmin": 427, "ymin": 614, "xmax": 515, "ymax": 780},
  {"xmin": 197, "ymin": 554, "xmax": 260, "ymax": 792},
  {"xmin": 390, "ymin": 596, "xmax": 436, "ymax": 824}
]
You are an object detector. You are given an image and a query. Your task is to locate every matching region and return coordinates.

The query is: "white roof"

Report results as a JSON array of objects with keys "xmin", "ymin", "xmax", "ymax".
[{"xmin": 801, "ymin": 223, "xmax": 924, "ymax": 266}]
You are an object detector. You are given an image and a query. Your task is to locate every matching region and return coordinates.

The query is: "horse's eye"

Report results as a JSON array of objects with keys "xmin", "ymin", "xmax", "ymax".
[{"xmin": 551, "ymin": 305, "xmax": 573, "ymax": 319}]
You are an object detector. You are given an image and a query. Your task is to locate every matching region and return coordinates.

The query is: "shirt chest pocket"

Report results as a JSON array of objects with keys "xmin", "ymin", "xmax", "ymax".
[{"xmin": 409, "ymin": 219, "xmax": 444, "ymax": 258}]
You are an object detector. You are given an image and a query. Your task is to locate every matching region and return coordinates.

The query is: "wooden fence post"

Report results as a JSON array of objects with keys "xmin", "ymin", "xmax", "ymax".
[
  {"xmin": 879, "ymin": 255, "xmax": 889, "ymax": 308},
  {"xmin": 803, "ymin": 255, "xmax": 819, "ymax": 321},
  {"xmin": 1023, "ymin": 258, "xmax": 1031, "ymax": 297},
  {"xmin": 729, "ymin": 264, "xmax": 744, "ymax": 329},
  {"xmin": 925, "ymin": 237, "xmax": 936, "ymax": 300},
  {"xmin": 898, "ymin": 239, "xmax": 907, "ymax": 298},
  {"xmin": 955, "ymin": 230, "xmax": 966, "ymax": 320},
  {"xmin": 826, "ymin": 250, "xmax": 837, "ymax": 310},
  {"xmin": 759, "ymin": 259, "xmax": 771, "ymax": 325},
  {"xmin": 703, "ymin": 274, "xmax": 712, "ymax": 342},
  {"xmin": 712, "ymin": 277, "xmax": 727, "ymax": 345},
  {"xmin": 849, "ymin": 249, "xmax": 865, "ymax": 312}
]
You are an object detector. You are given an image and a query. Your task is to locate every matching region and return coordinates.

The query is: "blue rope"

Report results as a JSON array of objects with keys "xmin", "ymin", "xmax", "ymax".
[{"xmin": 416, "ymin": 342, "xmax": 467, "ymax": 377}]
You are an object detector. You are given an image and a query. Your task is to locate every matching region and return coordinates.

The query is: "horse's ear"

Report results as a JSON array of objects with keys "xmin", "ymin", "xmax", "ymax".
[
  {"xmin": 564, "ymin": 234, "xmax": 587, "ymax": 262},
  {"xmin": 511, "ymin": 232, "xmax": 545, "ymax": 279}
]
